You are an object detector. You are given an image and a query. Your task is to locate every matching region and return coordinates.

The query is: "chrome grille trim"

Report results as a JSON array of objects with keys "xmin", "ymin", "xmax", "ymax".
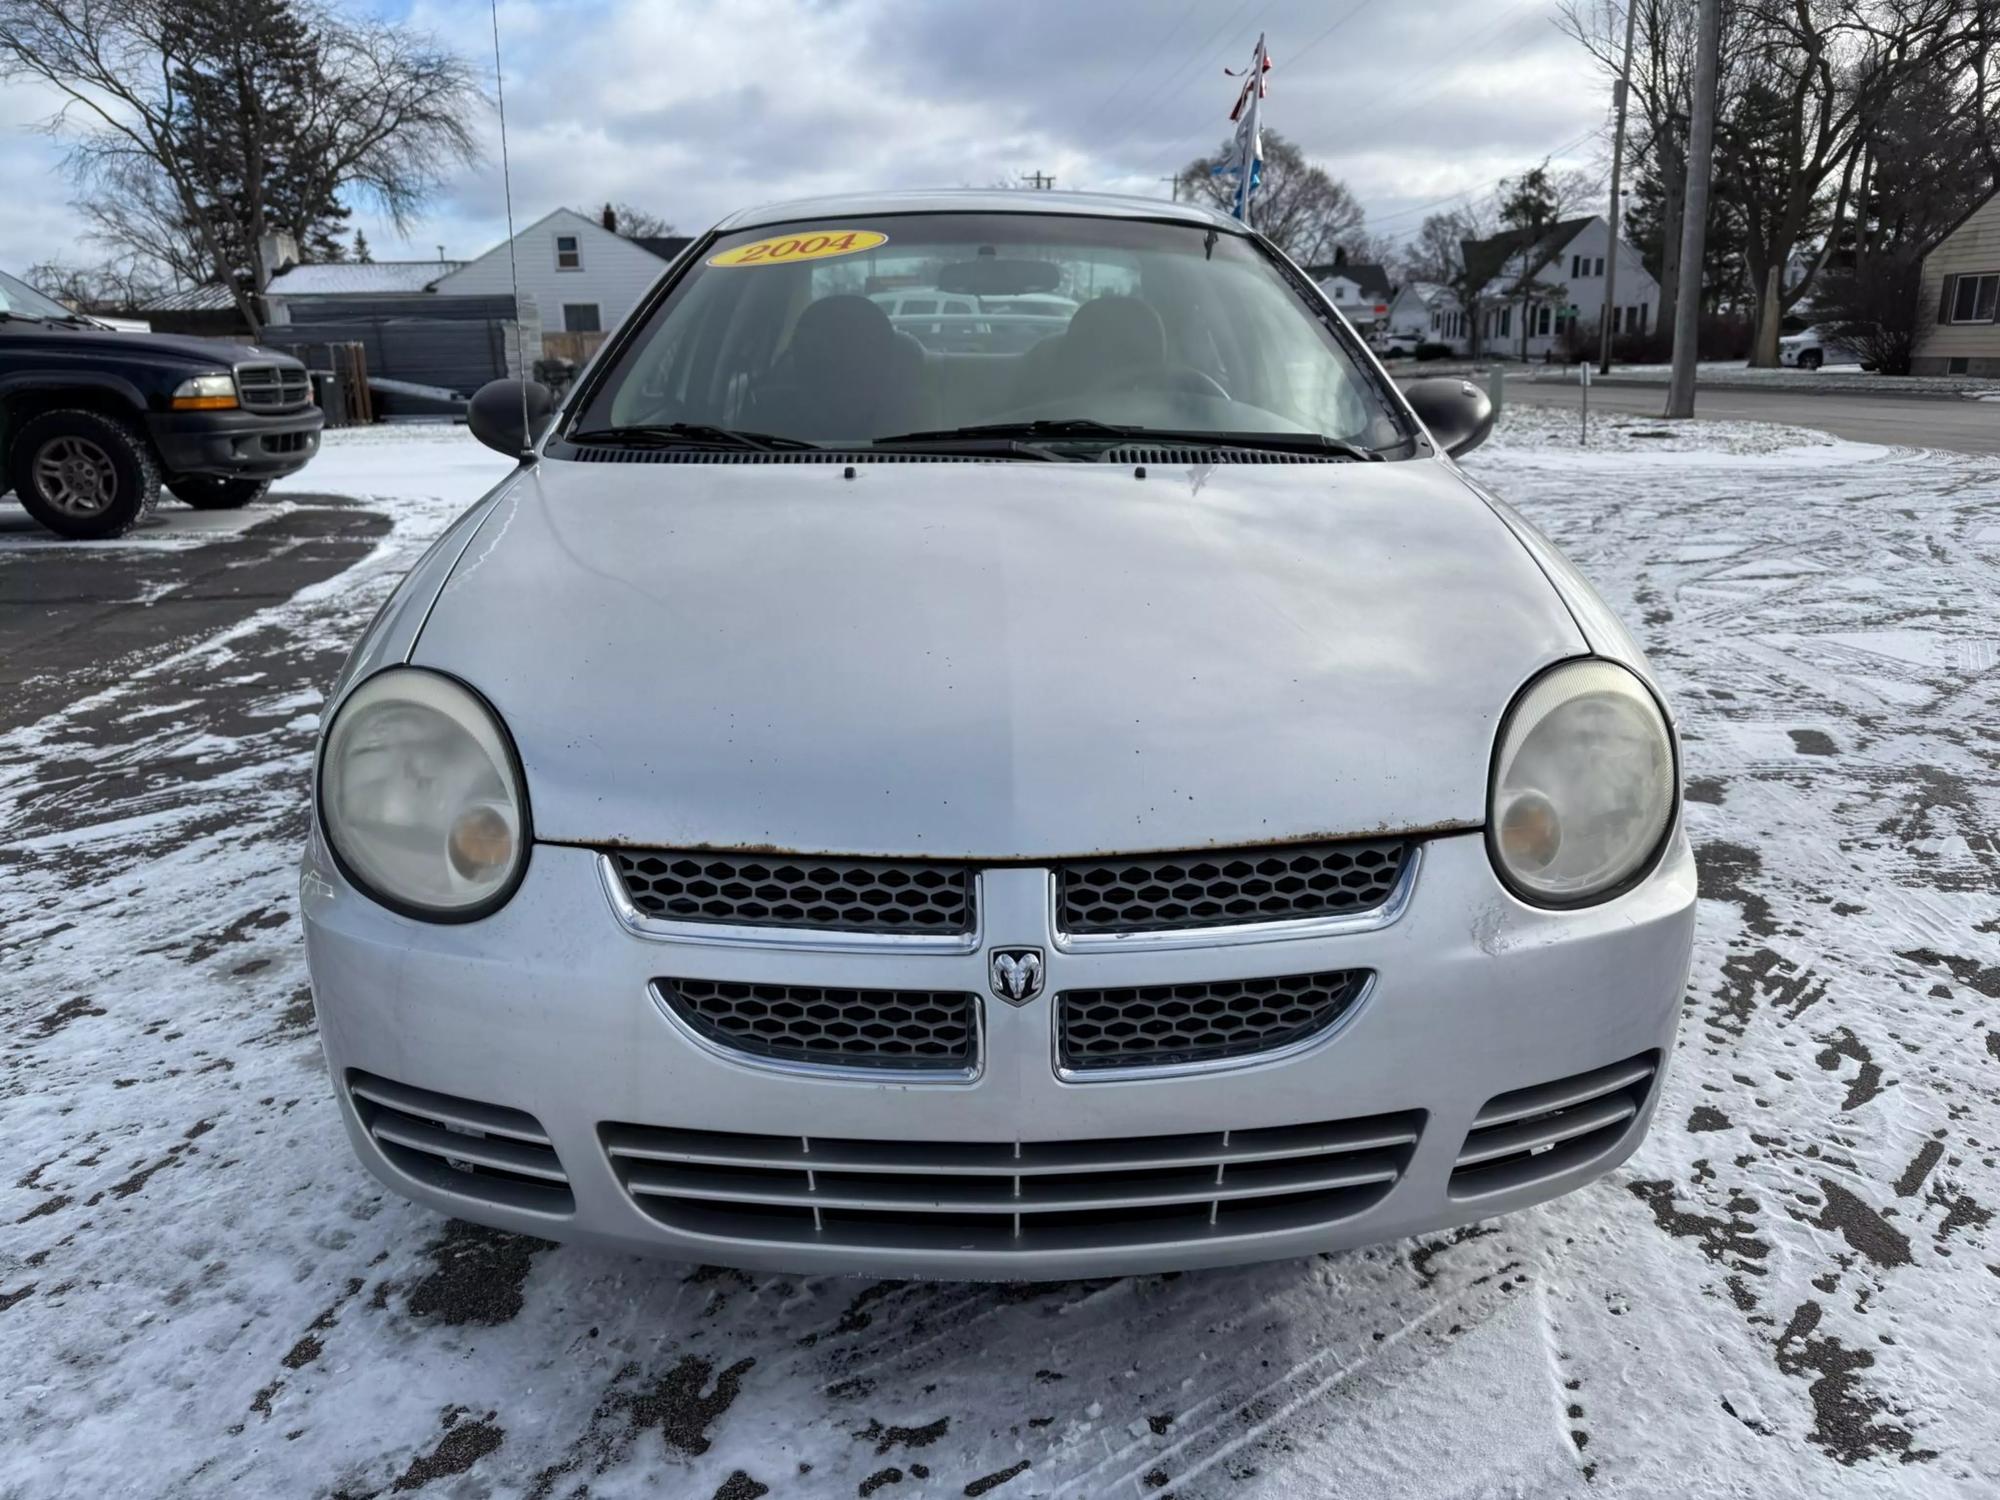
[
  {"xmin": 1054, "ymin": 970, "xmax": 1373, "ymax": 1080},
  {"xmin": 234, "ymin": 362, "xmax": 311, "ymax": 412},
  {"xmin": 598, "ymin": 855, "xmax": 980, "ymax": 954},
  {"xmin": 1055, "ymin": 838, "xmax": 1413, "ymax": 936},
  {"xmin": 1051, "ymin": 844, "xmax": 1423, "ymax": 952},
  {"xmin": 347, "ymin": 1071, "xmax": 573, "ymax": 1214},
  {"xmin": 606, "ymin": 849, "xmax": 975, "ymax": 935},
  {"xmin": 1449, "ymin": 1053, "xmax": 1658, "ymax": 1200},
  {"xmin": 600, "ymin": 1113, "xmax": 1423, "ymax": 1253},
  {"xmin": 652, "ymin": 977, "xmax": 981, "ymax": 1076}
]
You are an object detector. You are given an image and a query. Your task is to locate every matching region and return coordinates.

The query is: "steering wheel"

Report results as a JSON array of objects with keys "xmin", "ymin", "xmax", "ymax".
[{"xmin": 1101, "ymin": 363, "xmax": 1231, "ymax": 401}]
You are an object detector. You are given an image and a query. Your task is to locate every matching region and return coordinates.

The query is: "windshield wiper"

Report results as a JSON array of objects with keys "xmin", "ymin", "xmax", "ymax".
[
  {"xmin": 566, "ymin": 423, "xmax": 822, "ymax": 452},
  {"xmin": 871, "ymin": 421, "xmax": 1383, "ymax": 461}
]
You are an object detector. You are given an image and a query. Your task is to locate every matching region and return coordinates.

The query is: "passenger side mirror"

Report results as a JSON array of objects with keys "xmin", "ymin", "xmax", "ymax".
[
  {"xmin": 468, "ymin": 379, "xmax": 556, "ymax": 460},
  {"xmin": 1402, "ymin": 377, "xmax": 1495, "ymax": 459}
]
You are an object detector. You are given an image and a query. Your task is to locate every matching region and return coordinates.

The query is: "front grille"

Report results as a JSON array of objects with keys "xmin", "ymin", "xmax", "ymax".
[
  {"xmin": 1057, "ymin": 839, "xmax": 1410, "ymax": 934},
  {"xmin": 600, "ymin": 1112, "xmax": 1421, "ymax": 1254},
  {"xmin": 1450, "ymin": 1053, "xmax": 1658, "ymax": 1199},
  {"xmin": 348, "ymin": 1071, "xmax": 572, "ymax": 1213},
  {"xmin": 235, "ymin": 363, "xmax": 311, "ymax": 412},
  {"xmin": 656, "ymin": 978, "xmax": 978, "ymax": 1071},
  {"xmin": 1058, "ymin": 969, "xmax": 1369, "ymax": 1073},
  {"xmin": 610, "ymin": 850, "xmax": 974, "ymax": 935}
]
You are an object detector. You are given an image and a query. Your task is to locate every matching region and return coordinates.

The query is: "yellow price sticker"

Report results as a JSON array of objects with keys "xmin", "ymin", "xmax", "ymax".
[{"xmin": 707, "ymin": 229, "xmax": 889, "ymax": 268}]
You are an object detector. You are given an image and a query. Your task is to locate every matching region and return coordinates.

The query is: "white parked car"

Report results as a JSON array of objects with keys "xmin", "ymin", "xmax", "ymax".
[
  {"xmin": 1372, "ymin": 329, "xmax": 1424, "ymax": 358},
  {"xmin": 1778, "ymin": 324, "xmax": 1863, "ymax": 370}
]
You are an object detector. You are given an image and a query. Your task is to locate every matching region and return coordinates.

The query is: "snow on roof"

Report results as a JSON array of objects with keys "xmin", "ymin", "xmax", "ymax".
[
  {"xmin": 141, "ymin": 283, "xmax": 239, "ymax": 312},
  {"xmin": 267, "ymin": 260, "xmax": 463, "ymax": 296}
]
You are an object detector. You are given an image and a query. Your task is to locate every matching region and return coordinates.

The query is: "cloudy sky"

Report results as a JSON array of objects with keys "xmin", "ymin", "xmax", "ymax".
[{"xmin": 0, "ymin": 0, "xmax": 1615, "ymax": 279}]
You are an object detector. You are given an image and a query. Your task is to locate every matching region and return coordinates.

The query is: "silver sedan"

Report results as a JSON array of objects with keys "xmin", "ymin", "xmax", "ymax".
[{"xmin": 302, "ymin": 191, "xmax": 1693, "ymax": 1279}]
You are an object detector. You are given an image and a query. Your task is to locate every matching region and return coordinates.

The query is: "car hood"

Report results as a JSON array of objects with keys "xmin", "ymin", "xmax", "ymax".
[
  {"xmin": 413, "ymin": 457, "xmax": 1587, "ymax": 857},
  {"xmin": 0, "ymin": 322, "xmax": 298, "ymax": 367}
]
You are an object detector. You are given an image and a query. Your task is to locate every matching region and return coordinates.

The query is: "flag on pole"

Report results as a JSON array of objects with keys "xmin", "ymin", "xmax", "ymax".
[{"xmin": 1219, "ymin": 34, "xmax": 1271, "ymax": 225}]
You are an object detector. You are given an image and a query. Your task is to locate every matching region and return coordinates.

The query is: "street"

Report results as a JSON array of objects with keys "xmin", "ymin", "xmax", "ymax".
[
  {"xmin": 1506, "ymin": 379, "xmax": 2000, "ymax": 455},
  {"xmin": 3, "ymin": 419, "xmax": 1996, "ymax": 1498}
]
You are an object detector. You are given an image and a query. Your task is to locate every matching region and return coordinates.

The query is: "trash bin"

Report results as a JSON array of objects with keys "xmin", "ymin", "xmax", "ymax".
[{"xmin": 311, "ymin": 370, "xmax": 348, "ymax": 427}]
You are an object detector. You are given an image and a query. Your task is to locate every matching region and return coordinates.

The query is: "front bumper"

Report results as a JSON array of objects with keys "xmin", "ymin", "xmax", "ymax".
[
  {"xmin": 302, "ymin": 829, "xmax": 1695, "ymax": 1278},
  {"xmin": 148, "ymin": 406, "xmax": 323, "ymax": 478}
]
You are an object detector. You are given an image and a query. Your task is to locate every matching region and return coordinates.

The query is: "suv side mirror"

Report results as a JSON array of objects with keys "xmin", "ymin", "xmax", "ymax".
[
  {"xmin": 1402, "ymin": 377, "xmax": 1495, "ymax": 459},
  {"xmin": 468, "ymin": 379, "xmax": 556, "ymax": 459}
]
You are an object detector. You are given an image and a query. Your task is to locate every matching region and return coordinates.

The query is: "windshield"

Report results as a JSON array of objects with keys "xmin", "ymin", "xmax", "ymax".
[
  {"xmin": 0, "ymin": 269, "xmax": 85, "ymax": 322},
  {"xmin": 567, "ymin": 212, "xmax": 1415, "ymax": 456}
]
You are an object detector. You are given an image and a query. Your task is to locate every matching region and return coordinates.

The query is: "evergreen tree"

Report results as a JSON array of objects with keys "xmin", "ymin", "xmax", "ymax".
[
  {"xmin": 353, "ymin": 228, "xmax": 373, "ymax": 263},
  {"xmin": 165, "ymin": 0, "xmax": 353, "ymax": 292}
]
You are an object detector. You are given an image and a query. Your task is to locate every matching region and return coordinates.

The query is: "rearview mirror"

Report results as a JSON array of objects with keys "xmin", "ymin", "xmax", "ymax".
[
  {"xmin": 936, "ymin": 258, "xmax": 1063, "ymax": 296},
  {"xmin": 1402, "ymin": 377, "xmax": 1495, "ymax": 459},
  {"xmin": 468, "ymin": 379, "xmax": 556, "ymax": 459}
]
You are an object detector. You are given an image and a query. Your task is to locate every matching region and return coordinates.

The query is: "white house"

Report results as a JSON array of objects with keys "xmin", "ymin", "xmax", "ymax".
[
  {"xmin": 1304, "ymin": 260, "xmax": 1393, "ymax": 333},
  {"xmin": 1461, "ymin": 214, "xmax": 1659, "ymax": 360},
  {"xmin": 1384, "ymin": 281, "xmax": 1468, "ymax": 354},
  {"xmin": 434, "ymin": 207, "xmax": 684, "ymax": 345}
]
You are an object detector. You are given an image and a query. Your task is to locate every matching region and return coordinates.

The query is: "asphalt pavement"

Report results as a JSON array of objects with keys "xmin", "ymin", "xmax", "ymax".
[{"xmin": 1504, "ymin": 380, "xmax": 2000, "ymax": 455}]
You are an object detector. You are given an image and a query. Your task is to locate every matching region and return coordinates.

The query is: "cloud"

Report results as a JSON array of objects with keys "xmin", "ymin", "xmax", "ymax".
[{"xmin": 0, "ymin": 0, "xmax": 1609, "ymax": 275}]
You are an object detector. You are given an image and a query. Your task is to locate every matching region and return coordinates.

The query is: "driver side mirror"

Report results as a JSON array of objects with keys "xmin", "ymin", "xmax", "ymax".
[
  {"xmin": 1402, "ymin": 377, "xmax": 1495, "ymax": 459},
  {"xmin": 468, "ymin": 379, "xmax": 556, "ymax": 460}
]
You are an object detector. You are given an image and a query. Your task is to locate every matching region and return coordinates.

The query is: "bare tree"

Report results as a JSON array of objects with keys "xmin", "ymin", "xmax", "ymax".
[
  {"xmin": 25, "ymin": 256, "xmax": 166, "ymax": 312},
  {"xmin": 1181, "ymin": 131, "xmax": 1368, "ymax": 265},
  {"xmin": 0, "ymin": 0, "xmax": 481, "ymax": 334}
]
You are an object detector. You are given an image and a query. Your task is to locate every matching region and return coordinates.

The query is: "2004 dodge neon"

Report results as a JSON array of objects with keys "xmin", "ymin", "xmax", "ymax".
[{"xmin": 301, "ymin": 191, "xmax": 1695, "ymax": 1279}]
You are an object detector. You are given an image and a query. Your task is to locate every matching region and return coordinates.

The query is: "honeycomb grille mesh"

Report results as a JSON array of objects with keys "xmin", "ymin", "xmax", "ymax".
[
  {"xmin": 1058, "ymin": 970, "xmax": 1369, "ymax": 1072},
  {"xmin": 1057, "ymin": 840, "xmax": 1409, "ymax": 933},
  {"xmin": 659, "ymin": 978, "xmax": 978, "ymax": 1071},
  {"xmin": 611, "ymin": 850, "xmax": 974, "ymax": 934}
]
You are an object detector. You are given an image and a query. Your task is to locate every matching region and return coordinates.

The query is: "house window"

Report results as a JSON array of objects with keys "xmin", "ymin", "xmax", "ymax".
[
  {"xmin": 562, "ymin": 302, "xmax": 601, "ymax": 333},
  {"xmin": 1536, "ymin": 304, "xmax": 1552, "ymax": 336},
  {"xmin": 1595, "ymin": 257, "xmax": 1605, "ymax": 276},
  {"xmin": 555, "ymin": 233, "xmax": 581, "ymax": 270},
  {"xmin": 1945, "ymin": 272, "xmax": 1998, "ymax": 323},
  {"xmin": 1570, "ymin": 254, "xmax": 1582, "ymax": 278},
  {"xmin": 1500, "ymin": 307, "xmax": 1512, "ymax": 338}
]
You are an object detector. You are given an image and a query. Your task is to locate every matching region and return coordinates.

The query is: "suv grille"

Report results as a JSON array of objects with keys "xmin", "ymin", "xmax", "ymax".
[
  {"xmin": 1451, "ymin": 1054, "xmax": 1658, "ymax": 1199},
  {"xmin": 1058, "ymin": 969, "xmax": 1369, "ymax": 1073},
  {"xmin": 610, "ymin": 850, "xmax": 974, "ymax": 934},
  {"xmin": 656, "ymin": 978, "xmax": 978, "ymax": 1071},
  {"xmin": 1056, "ymin": 839, "xmax": 1409, "ymax": 934},
  {"xmin": 235, "ymin": 363, "xmax": 311, "ymax": 412},
  {"xmin": 348, "ymin": 1071, "xmax": 572, "ymax": 1214},
  {"xmin": 600, "ymin": 1112, "xmax": 1421, "ymax": 1254}
]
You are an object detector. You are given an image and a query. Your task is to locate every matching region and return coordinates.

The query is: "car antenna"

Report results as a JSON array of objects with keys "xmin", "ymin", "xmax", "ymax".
[{"xmin": 488, "ymin": 0, "xmax": 532, "ymax": 460}]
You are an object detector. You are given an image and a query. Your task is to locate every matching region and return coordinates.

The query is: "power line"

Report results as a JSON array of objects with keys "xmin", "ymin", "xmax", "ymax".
[{"xmin": 1099, "ymin": 0, "xmax": 1273, "ymax": 162}]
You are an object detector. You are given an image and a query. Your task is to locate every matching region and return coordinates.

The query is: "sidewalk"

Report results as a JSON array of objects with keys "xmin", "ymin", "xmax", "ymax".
[{"xmin": 1393, "ymin": 358, "xmax": 2000, "ymax": 402}]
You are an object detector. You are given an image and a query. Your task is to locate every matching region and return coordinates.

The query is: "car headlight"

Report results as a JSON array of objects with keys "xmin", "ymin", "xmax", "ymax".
[
  {"xmin": 1489, "ymin": 659, "xmax": 1676, "ymax": 906},
  {"xmin": 318, "ymin": 668, "xmax": 530, "ymax": 920},
  {"xmin": 170, "ymin": 373, "xmax": 239, "ymax": 410}
]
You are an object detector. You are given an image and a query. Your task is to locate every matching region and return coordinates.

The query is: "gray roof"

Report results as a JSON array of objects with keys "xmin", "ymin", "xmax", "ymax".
[
  {"xmin": 142, "ymin": 283, "xmax": 239, "ymax": 312},
  {"xmin": 634, "ymin": 235, "xmax": 694, "ymax": 263},
  {"xmin": 268, "ymin": 260, "xmax": 463, "ymax": 295},
  {"xmin": 714, "ymin": 189, "xmax": 1245, "ymax": 234},
  {"xmin": 1304, "ymin": 261, "xmax": 1392, "ymax": 299}
]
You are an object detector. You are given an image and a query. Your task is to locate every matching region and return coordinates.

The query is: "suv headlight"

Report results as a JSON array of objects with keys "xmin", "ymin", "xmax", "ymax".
[
  {"xmin": 318, "ymin": 668, "xmax": 530, "ymax": 920},
  {"xmin": 1489, "ymin": 659, "xmax": 1676, "ymax": 906},
  {"xmin": 170, "ymin": 373, "xmax": 239, "ymax": 410}
]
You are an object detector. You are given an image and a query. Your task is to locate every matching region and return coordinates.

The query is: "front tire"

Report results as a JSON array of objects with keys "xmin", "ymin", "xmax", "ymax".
[
  {"xmin": 168, "ymin": 475, "xmax": 272, "ymax": 510},
  {"xmin": 7, "ymin": 409, "xmax": 160, "ymax": 540},
  {"xmin": 1798, "ymin": 350, "xmax": 1823, "ymax": 371}
]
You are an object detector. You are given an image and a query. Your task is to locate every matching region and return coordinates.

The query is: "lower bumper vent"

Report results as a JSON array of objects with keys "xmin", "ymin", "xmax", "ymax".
[
  {"xmin": 1057, "ymin": 969, "xmax": 1369, "ymax": 1073},
  {"xmin": 656, "ymin": 978, "xmax": 979, "ymax": 1072},
  {"xmin": 599, "ymin": 1113, "xmax": 1421, "ymax": 1255},
  {"xmin": 1450, "ymin": 1053, "xmax": 1658, "ymax": 1199},
  {"xmin": 348, "ymin": 1071, "xmax": 573, "ymax": 1214}
]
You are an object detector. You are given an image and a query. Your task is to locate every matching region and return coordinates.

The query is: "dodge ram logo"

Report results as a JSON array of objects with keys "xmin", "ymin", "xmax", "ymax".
[{"xmin": 989, "ymin": 947, "xmax": 1045, "ymax": 1005}]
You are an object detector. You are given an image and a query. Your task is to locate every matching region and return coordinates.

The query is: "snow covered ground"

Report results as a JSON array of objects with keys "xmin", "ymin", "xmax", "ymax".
[{"xmin": 3, "ymin": 423, "xmax": 1997, "ymax": 1499}]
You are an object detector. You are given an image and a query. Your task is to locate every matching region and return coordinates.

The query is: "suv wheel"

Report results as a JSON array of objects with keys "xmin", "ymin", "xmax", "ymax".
[
  {"xmin": 1798, "ymin": 350, "xmax": 1823, "ymax": 371},
  {"xmin": 8, "ymin": 409, "xmax": 161, "ymax": 540},
  {"xmin": 169, "ymin": 475, "xmax": 272, "ymax": 510}
]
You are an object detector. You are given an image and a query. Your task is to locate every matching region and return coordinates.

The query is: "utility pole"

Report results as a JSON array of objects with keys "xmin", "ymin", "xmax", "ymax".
[
  {"xmin": 1159, "ymin": 173, "xmax": 1183, "ymax": 201},
  {"xmin": 1666, "ymin": 0, "xmax": 1719, "ymax": 418},
  {"xmin": 1598, "ymin": 0, "xmax": 1638, "ymax": 375},
  {"xmin": 1022, "ymin": 171, "xmax": 1056, "ymax": 190}
]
